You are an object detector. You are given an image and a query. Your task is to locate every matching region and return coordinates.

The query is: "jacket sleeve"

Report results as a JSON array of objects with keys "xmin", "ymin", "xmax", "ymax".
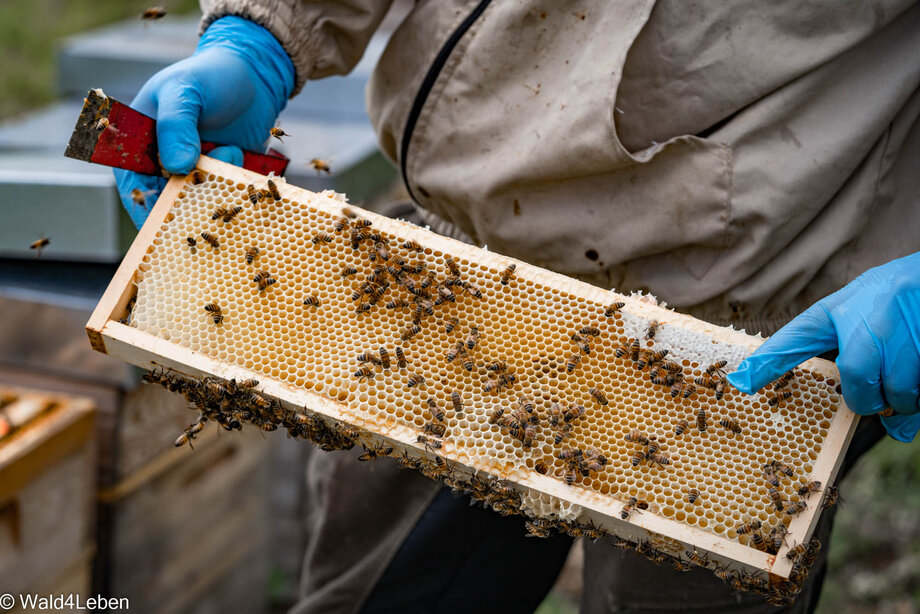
[{"xmin": 199, "ymin": 0, "xmax": 395, "ymax": 95}]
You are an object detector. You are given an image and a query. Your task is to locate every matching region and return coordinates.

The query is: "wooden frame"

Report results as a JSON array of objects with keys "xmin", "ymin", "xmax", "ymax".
[{"xmin": 87, "ymin": 156, "xmax": 858, "ymax": 584}]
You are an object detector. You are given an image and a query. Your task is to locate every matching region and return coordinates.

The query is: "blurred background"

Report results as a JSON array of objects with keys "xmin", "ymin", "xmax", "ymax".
[{"xmin": 0, "ymin": 2, "xmax": 917, "ymax": 613}]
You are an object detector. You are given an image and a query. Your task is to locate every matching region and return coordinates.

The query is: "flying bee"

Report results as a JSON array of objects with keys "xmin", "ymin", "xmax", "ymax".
[
  {"xmin": 141, "ymin": 6, "xmax": 167, "ymax": 20},
  {"xmin": 358, "ymin": 443, "xmax": 394, "ymax": 461},
  {"xmin": 534, "ymin": 460, "xmax": 549, "ymax": 475},
  {"xmin": 499, "ymin": 264, "xmax": 516, "ymax": 285},
  {"xmin": 785, "ymin": 501, "xmax": 807, "ymax": 516},
  {"xmin": 450, "ymin": 391, "xmax": 463, "ymax": 414},
  {"xmin": 401, "ymin": 324, "xmax": 421, "ymax": 341},
  {"xmin": 444, "ymin": 316, "xmax": 460, "ymax": 333},
  {"xmin": 354, "ymin": 366, "xmax": 375, "ymax": 381},
  {"xmin": 735, "ymin": 520, "xmax": 762, "ymax": 535},
  {"xmin": 646, "ymin": 319, "xmax": 661, "ymax": 339},
  {"xmin": 395, "ymin": 346, "xmax": 408, "ymax": 369},
  {"xmin": 445, "ymin": 342, "xmax": 464, "ymax": 363},
  {"xmin": 203, "ymin": 302, "xmax": 223, "ymax": 325},
  {"xmin": 269, "ymin": 126, "xmax": 290, "ymax": 142},
  {"xmin": 308, "ymin": 158, "xmax": 332, "ymax": 174},
  {"xmin": 675, "ymin": 419, "xmax": 689, "ymax": 436},
  {"xmin": 407, "ymin": 373, "xmax": 426, "ymax": 388},
  {"xmin": 27, "ymin": 235, "xmax": 51, "ymax": 258},
  {"xmin": 312, "ymin": 232, "xmax": 333, "ymax": 245},
  {"xmin": 403, "ymin": 239, "xmax": 423, "ymax": 252},
  {"xmin": 687, "ymin": 488, "xmax": 700, "ymax": 504},
  {"xmin": 719, "ymin": 418, "xmax": 742, "ymax": 434},
  {"xmin": 566, "ymin": 353, "xmax": 582, "ymax": 374},
  {"xmin": 798, "ymin": 480, "xmax": 822, "ymax": 497},
  {"xmin": 605, "ymin": 301, "xmax": 625, "ymax": 317},
  {"xmin": 767, "ymin": 390, "xmax": 793, "ymax": 406},
  {"xmin": 246, "ymin": 184, "xmax": 259, "ymax": 205},
  {"xmin": 200, "ymin": 232, "xmax": 219, "ymax": 250},
  {"xmin": 588, "ymin": 387, "xmax": 608, "ymax": 406},
  {"xmin": 571, "ymin": 333, "xmax": 591, "ymax": 354},
  {"xmin": 460, "ymin": 353, "xmax": 474, "ymax": 372},
  {"xmin": 416, "ymin": 434, "xmax": 442, "ymax": 452},
  {"xmin": 464, "ymin": 326, "xmax": 481, "ymax": 350},
  {"xmin": 696, "ymin": 407, "xmax": 707, "ymax": 432},
  {"xmin": 768, "ymin": 487, "xmax": 785, "ymax": 511},
  {"xmin": 426, "ymin": 398, "xmax": 445, "ymax": 422}
]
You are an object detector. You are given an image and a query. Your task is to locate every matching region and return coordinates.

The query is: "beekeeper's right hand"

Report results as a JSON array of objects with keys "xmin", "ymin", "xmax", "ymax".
[{"xmin": 114, "ymin": 15, "xmax": 295, "ymax": 228}]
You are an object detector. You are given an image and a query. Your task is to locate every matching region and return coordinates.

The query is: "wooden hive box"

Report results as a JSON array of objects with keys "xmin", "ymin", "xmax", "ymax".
[
  {"xmin": 0, "ymin": 385, "xmax": 96, "ymax": 597},
  {"xmin": 86, "ymin": 156, "xmax": 858, "ymax": 601}
]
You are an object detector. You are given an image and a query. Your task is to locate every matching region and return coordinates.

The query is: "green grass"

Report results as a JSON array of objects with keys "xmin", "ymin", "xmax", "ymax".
[{"xmin": 0, "ymin": 0, "xmax": 199, "ymax": 120}]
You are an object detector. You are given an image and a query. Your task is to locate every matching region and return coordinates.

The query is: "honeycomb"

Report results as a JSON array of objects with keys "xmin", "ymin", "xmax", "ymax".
[{"xmin": 119, "ymin": 162, "xmax": 849, "ymax": 598}]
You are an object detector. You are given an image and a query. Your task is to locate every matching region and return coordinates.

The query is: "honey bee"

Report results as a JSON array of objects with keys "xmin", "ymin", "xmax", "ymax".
[
  {"xmin": 822, "ymin": 486, "xmax": 839, "ymax": 509},
  {"xmin": 696, "ymin": 407, "xmax": 707, "ymax": 432},
  {"xmin": 705, "ymin": 360, "xmax": 728, "ymax": 378},
  {"xmin": 402, "ymin": 239, "xmax": 423, "ymax": 252},
  {"xmin": 674, "ymin": 419, "xmax": 689, "ymax": 436},
  {"xmin": 798, "ymin": 480, "xmax": 822, "ymax": 497},
  {"xmin": 384, "ymin": 299, "xmax": 407, "ymax": 310},
  {"xmin": 646, "ymin": 319, "xmax": 661, "ymax": 339},
  {"xmin": 426, "ymin": 398, "xmax": 445, "ymax": 422},
  {"xmin": 570, "ymin": 333, "xmax": 591, "ymax": 354},
  {"xmin": 373, "ymin": 347, "xmax": 389, "ymax": 370},
  {"xmin": 564, "ymin": 404, "xmax": 586, "ymax": 422},
  {"xmin": 764, "ymin": 468, "xmax": 780, "ymax": 487},
  {"xmin": 645, "ymin": 441, "xmax": 660, "ymax": 456},
  {"xmin": 630, "ymin": 450, "xmax": 645, "ymax": 467},
  {"xmin": 203, "ymin": 302, "xmax": 223, "ymax": 325},
  {"xmin": 357, "ymin": 351, "xmax": 382, "ymax": 365},
  {"xmin": 460, "ymin": 354, "xmax": 474, "ymax": 372},
  {"xmin": 445, "ymin": 342, "xmax": 464, "ymax": 363},
  {"xmin": 354, "ymin": 366, "xmax": 375, "ymax": 381},
  {"xmin": 312, "ymin": 232, "xmax": 334, "ymax": 244},
  {"xmin": 499, "ymin": 264, "xmax": 516, "ymax": 285},
  {"xmin": 681, "ymin": 383, "xmax": 697, "ymax": 399},
  {"xmin": 768, "ymin": 487, "xmax": 785, "ymax": 511},
  {"xmin": 772, "ymin": 461, "xmax": 795, "ymax": 478},
  {"xmin": 401, "ymin": 324, "xmax": 421, "ymax": 341},
  {"xmin": 462, "ymin": 280, "xmax": 484, "ymax": 298},
  {"xmin": 334, "ymin": 216, "xmax": 351, "ymax": 233},
  {"xmin": 685, "ymin": 549, "xmax": 711, "ymax": 566},
  {"xmin": 566, "ymin": 353, "xmax": 582, "ymax": 374},
  {"xmin": 240, "ymin": 246, "xmax": 259, "ymax": 265},
  {"xmin": 579, "ymin": 326, "xmax": 600, "ymax": 337},
  {"xmin": 648, "ymin": 453, "xmax": 670, "ymax": 467},
  {"xmin": 522, "ymin": 423, "xmax": 536, "ymax": 448},
  {"xmin": 30, "ymin": 235, "xmax": 50, "ymax": 257},
  {"xmin": 200, "ymin": 232, "xmax": 219, "ymax": 250},
  {"xmin": 395, "ymin": 346, "xmax": 408, "ymax": 369},
  {"xmin": 803, "ymin": 537, "xmax": 821, "ymax": 566},
  {"xmin": 770, "ymin": 523, "xmax": 788, "ymax": 551},
  {"xmin": 534, "ymin": 460, "xmax": 549, "ymax": 475},
  {"xmin": 750, "ymin": 531, "xmax": 767, "ymax": 551},
  {"xmin": 735, "ymin": 520, "xmax": 762, "ymax": 535},
  {"xmin": 489, "ymin": 407, "xmax": 506, "ymax": 424},
  {"xmin": 444, "ymin": 255, "xmax": 461, "ymax": 276},
  {"xmin": 252, "ymin": 271, "xmax": 276, "ymax": 292},
  {"xmin": 372, "ymin": 241, "xmax": 389, "ymax": 261},
  {"xmin": 625, "ymin": 430, "xmax": 652, "ymax": 445},
  {"xmin": 358, "ymin": 443, "xmax": 394, "ymax": 461},
  {"xmin": 553, "ymin": 426, "xmax": 572, "ymax": 445},
  {"xmin": 423, "ymin": 422, "xmax": 447, "ymax": 437},
  {"xmin": 436, "ymin": 284, "xmax": 455, "ymax": 303},
  {"xmin": 246, "ymin": 184, "xmax": 259, "ymax": 205},
  {"xmin": 714, "ymin": 379, "xmax": 728, "ymax": 401},
  {"xmin": 687, "ymin": 488, "xmax": 700, "ymax": 504},
  {"xmin": 141, "ymin": 6, "xmax": 167, "ymax": 20},
  {"xmin": 588, "ymin": 387, "xmax": 608, "ymax": 406},
  {"xmin": 621, "ymin": 496, "xmax": 644, "ymax": 520},
  {"xmin": 269, "ymin": 126, "xmax": 291, "ymax": 142},
  {"xmin": 767, "ymin": 390, "xmax": 793, "ymax": 406},
  {"xmin": 784, "ymin": 501, "xmax": 807, "ymax": 516},
  {"xmin": 605, "ymin": 301, "xmax": 625, "ymax": 317},
  {"xmin": 669, "ymin": 377, "xmax": 687, "ymax": 399},
  {"xmin": 719, "ymin": 418, "xmax": 742, "ymax": 434},
  {"xmin": 786, "ymin": 542, "xmax": 809, "ymax": 560},
  {"xmin": 563, "ymin": 468, "xmax": 578, "ymax": 486},
  {"xmin": 450, "ymin": 391, "xmax": 463, "ymax": 415},
  {"xmin": 772, "ymin": 371, "xmax": 794, "ymax": 390},
  {"xmin": 407, "ymin": 373, "xmax": 426, "ymax": 388},
  {"xmin": 444, "ymin": 316, "xmax": 460, "ymax": 334},
  {"xmin": 416, "ymin": 434, "xmax": 442, "ymax": 452},
  {"xmin": 184, "ymin": 236, "xmax": 197, "ymax": 253},
  {"xmin": 308, "ymin": 158, "xmax": 332, "ymax": 174},
  {"xmin": 464, "ymin": 326, "xmax": 481, "ymax": 350}
]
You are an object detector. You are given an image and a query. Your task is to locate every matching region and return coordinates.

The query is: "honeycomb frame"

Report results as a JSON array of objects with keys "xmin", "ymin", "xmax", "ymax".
[{"xmin": 87, "ymin": 156, "xmax": 858, "ymax": 588}]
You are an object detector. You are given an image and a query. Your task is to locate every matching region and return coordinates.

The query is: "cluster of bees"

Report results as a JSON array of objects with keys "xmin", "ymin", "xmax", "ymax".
[{"xmin": 132, "ymin": 172, "xmax": 846, "ymax": 606}]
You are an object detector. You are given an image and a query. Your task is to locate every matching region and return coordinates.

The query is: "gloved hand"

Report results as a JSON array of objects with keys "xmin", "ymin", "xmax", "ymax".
[
  {"xmin": 115, "ymin": 15, "xmax": 295, "ymax": 228},
  {"xmin": 727, "ymin": 252, "xmax": 920, "ymax": 442}
]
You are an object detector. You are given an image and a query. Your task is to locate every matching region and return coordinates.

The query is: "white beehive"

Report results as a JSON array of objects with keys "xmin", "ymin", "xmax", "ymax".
[{"xmin": 87, "ymin": 156, "xmax": 857, "ymax": 604}]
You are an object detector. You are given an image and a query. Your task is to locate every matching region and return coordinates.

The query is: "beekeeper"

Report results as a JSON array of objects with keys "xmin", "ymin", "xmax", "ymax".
[{"xmin": 116, "ymin": 2, "xmax": 920, "ymax": 612}]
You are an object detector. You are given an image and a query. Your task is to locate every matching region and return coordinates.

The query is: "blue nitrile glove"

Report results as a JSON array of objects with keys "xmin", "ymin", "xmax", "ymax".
[
  {"xmin": 727, "ymin": 252, "xmax": 920, "ymax": 442},
  {"xmin": 114, "ymin": 16, "xmax": 295, "ymax": 228}
]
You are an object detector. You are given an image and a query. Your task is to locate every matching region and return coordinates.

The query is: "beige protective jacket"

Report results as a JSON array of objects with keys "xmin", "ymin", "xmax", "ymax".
[{"xmin": 197, "ymin": 1, "xmax": 920, "ymax": 612}]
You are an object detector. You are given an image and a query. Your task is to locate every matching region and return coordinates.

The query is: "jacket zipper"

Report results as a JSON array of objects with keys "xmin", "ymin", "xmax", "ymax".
[{"xmin": 400, "ymin": 0, "xmax": 494, "ymax": 202}]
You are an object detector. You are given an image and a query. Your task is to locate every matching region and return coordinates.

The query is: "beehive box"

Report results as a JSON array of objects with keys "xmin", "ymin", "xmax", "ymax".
[
  {"xmin": 0, "ymin": 385, "xmax": 96, "ymax": 596},
  {"xmin": 86, "ymin": 156, "xmax": 857, "ymax": 602}
]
